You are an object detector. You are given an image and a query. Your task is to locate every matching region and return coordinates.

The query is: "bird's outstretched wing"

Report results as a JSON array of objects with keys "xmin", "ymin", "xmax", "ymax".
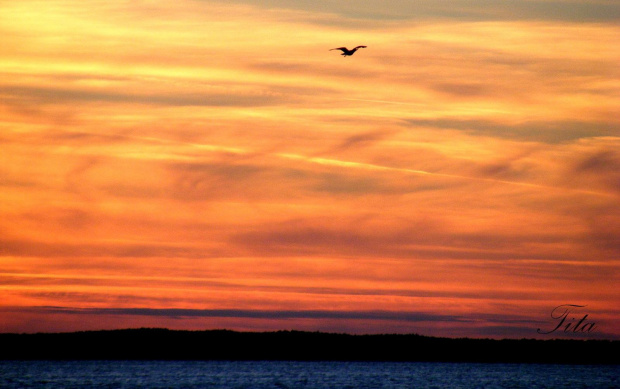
[
  {"xmin": 330, "ymin": 47, "xmax": 348, "ymax": 52},
  {"xmin": 353, "ymin": 45, "xmax": 367, "ymax": 49}
]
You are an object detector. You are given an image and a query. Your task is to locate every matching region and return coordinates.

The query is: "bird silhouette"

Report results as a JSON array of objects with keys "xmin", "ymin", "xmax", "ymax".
[{"xmin": 330, "ymin": 45, "xmax": 367, "ymax": 57}]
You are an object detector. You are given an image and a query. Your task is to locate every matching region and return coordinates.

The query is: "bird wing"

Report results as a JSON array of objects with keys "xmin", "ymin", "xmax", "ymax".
[
  {"xmin": 353, "ymin": 45, "xmax": 367, "ymax": 49},
  {"xmin": 330, "ymin": 47, "xmax": 348, "ymax": 52}
]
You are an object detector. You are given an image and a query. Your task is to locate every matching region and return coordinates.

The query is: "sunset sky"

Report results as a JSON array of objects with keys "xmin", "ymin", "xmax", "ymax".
[{"xmin": 1, "ymin": 0, "xmax": 619, "ymax": 339}]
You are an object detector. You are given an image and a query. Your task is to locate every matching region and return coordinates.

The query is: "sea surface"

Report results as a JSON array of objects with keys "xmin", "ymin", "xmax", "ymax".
[{"xmin": 0, "ymin": 360, "xmax": 618, "ymax": 388}]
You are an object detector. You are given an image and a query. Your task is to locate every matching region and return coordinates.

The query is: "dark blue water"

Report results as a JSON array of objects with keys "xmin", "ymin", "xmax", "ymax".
[{"xmin": 0, "ymin": 361, "xmax": 617, "ymax": 388}]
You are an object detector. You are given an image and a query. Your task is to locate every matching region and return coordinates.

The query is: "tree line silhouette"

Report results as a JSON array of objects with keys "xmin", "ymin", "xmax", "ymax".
[{"xmin": 0, "ymin": 329, "xmax": 617, "ymax": 363}]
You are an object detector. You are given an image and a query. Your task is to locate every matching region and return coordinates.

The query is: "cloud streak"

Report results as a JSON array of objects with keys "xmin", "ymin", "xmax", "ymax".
[
  {"xmin": 215, "ymin": 0, "xmax": 620, "ymax": 22},
  {"xmin": 29, "ymin": 306, "xmax": 471, "ymax": 323}
]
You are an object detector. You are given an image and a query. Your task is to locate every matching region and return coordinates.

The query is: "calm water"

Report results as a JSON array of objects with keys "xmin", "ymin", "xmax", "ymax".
[{"xmin": 0, "ymin": 361, "xmax": 618, "ymax": 389}]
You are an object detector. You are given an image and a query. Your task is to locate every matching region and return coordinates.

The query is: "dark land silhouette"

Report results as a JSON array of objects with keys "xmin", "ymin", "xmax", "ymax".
[{"xmin": 0, "ymin": 329, "xmax": 617, "ymax": 363}]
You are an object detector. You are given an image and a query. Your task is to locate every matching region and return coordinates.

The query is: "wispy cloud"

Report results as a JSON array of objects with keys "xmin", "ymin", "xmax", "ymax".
[{"xmin": 213, "ymin": 0, "xmax": 620, "ymax": 22}]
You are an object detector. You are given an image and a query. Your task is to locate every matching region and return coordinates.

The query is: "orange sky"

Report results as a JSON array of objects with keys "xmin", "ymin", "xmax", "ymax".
[{"xmin": 1, "ymin": 0, "xmax": 619, "ymax": 339}]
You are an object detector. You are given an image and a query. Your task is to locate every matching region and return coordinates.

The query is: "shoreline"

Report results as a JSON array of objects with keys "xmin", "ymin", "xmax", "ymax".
[{"xmin": 1, "ymin": 328, "xmax": 618, "ymax": 364}]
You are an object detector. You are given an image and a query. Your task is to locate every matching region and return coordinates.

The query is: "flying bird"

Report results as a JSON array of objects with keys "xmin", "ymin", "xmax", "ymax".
[{"xmin": 330, "ymin": 45, "xmax": 367, "ymax": 57}]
